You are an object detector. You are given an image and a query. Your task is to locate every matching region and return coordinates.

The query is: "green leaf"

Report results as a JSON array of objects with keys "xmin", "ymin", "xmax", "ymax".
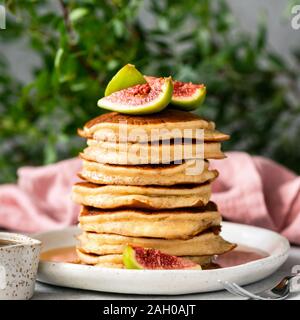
[
  {"xmin": 44, "ymin": 142, "xmax": 57, "ymax": 164},
  {"xmin": 69, "ymin": 8, "xmax": 89, "ymax": 23},
  {"xmin": 112, "ymin": 19, "xmax": 125, "ymax": 37},
  {"xmin": 256, "ymin": 16, "xmax": 267, "ymax": 51},
  {"xmin": 54, "ymin": 48, "xmax": 64, "ymax": 70}
]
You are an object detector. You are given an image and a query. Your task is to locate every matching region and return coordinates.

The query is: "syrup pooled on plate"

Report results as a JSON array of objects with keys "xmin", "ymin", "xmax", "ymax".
[
  {"xmin": 213, "ymin": 245, "xmax": 269, "ymax": 268},
  {"xmin": 40, "ymin": 244, "xmax": 269, "ymax": 268},
  {"xmin": 40, "ymin": 246, "xmax": 79, "ymax": 264}
]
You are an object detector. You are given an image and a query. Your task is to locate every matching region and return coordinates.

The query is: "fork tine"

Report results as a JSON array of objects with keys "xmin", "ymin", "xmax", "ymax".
[
  {"xmin": 224, "ymin": 282, "xmax": 250, "ymax": 298},
  {"xmin": 222, "ymin": 283, "xmax": 241, "ymax": 296},
  {"xmin": 218, "ymin": 280, "xmax": 236, "ymax": 295},
  {"xmin": 230, "ymin": 282, "xmax": 266, "ymax": 300},
  {"xmin": 219, "ymin": 280, "xmax": 249, "ymax": 298},
  {"xmin": 220, "ymin": 280, "xmax": 265, "ymax": 300}
]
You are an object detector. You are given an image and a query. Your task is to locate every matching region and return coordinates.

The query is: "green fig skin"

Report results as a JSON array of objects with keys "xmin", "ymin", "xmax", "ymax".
[
  {"xmin": 104, "ymin": 64, "xmax": 147, "ymax": 96},
  {"xmin": 171, "ymin": 86, "xmax": 206, "ymax": 111},
  {"xmin": 123, "ymin": 245, "xmax": 143, "ymax": 269},
  {"xmin": 98, "ymin": 77, "xmax": 173, "ymax": 115}
]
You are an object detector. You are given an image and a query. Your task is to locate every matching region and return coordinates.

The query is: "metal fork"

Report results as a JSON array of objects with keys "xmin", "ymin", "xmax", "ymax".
[{"xmin": 219, "ymin": 275, "xmax": 299, "ymax": 300}]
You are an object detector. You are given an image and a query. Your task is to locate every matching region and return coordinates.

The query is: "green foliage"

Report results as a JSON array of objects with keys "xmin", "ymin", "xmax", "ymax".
[{"xmin": 0, "ymin": 0, "xmax": 300, "ymax": 182}]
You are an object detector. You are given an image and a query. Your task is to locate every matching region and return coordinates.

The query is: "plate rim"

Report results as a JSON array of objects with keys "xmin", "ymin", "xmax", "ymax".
[{"xmin": 34, "ymin": 221, "xmax": 290, "ymax": 274}]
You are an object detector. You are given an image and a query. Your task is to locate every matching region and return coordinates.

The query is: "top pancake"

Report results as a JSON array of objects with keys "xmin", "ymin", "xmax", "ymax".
[
  {"xmin": 78, "ymin": 109, "xmax": 229, "ymax": 143},
  {"xmin": 84, "ymin": 109, "xmax": 213, "ymax": 126}
]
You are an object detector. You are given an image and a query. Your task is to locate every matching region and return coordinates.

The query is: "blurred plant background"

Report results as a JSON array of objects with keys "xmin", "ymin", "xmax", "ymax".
[{"xmin": 0, "ymin": 0, "xmax": 300, "ymax": 183}]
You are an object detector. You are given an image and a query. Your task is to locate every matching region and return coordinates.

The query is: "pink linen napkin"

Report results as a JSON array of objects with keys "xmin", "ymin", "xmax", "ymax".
[
  {"xmin": 210, "ymin": 152, "xmax": 300, "ymax": 244},
  {"xmin": 0, "ymin": 152, "xmax": 299, "ymax": 244},
  {"xmin": 0, "ymin": 158, "xmax": 81, "ymax": 233}
]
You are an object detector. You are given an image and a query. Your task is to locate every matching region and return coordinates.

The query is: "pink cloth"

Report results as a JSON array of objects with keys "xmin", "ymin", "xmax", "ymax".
[
  {"xmin": 0, "ymin": 158, "xmax": 81, "ymax": 233},
  {"xmin": 0, "ymin": 152, "xmax": 299, "ymax": 244}
]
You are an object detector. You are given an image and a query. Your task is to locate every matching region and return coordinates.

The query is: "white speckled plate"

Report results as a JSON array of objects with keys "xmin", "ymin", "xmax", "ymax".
[{"xmin": 34, "ymin": 222, "xmax": 290, "ymax": 295}]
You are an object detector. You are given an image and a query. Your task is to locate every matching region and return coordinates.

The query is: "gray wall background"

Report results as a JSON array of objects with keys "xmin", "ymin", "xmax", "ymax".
[
  {"xmin": 1, "ymin": 0, "xmax": 299, "ymax": 83},
  {"xmin": 228, "ymin": 0, "xmax": 299, "ymax": 63}
]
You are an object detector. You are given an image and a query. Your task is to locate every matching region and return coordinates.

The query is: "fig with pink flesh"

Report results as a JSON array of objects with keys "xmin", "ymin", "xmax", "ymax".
[
  {"xmin": 98, "ymin": 77, "xmax": 173, "ymax": 115},
  {"xmin": 123, "ymin": 246, "xmax": 201, "ymax": 270},
  {"xmin": 172, "ymin": 80, "xmax": 206, "ymax": 110},
  {"xmin": 145, "ymin": 76, "xmax": 206, "ymax": 111}
]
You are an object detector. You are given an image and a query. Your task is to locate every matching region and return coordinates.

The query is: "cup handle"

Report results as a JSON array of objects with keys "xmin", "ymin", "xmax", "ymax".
[{"xmin": 0, "ymin": 265, "xmax": 6, "ymax": 290}]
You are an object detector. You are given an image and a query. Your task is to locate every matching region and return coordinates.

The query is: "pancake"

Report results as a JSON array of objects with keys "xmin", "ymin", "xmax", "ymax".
[
  {"xmin": 76, "ymin": 248, "xmax": 213, "ymax": 269},
  {"xmin": 72, "ymin": 182, "xmax": 211, "ymax": 210},
  {"xmin": 78, "ymin": 109, "xmax": 230, "ymax": 143},
  {"xmin": 78, "ymin": 231, "xmax": 236, "ymax": 257},
  {"xmin": 79, "ymin": 202, "xmax": 221, "ymax": 239},
  {"xmin": 79, "ymin": 159, "xmax": 218, "ymax": 185},
  {"xmin": 89, "ymin": 128, "xmax": 228, "ymax": 143},
  {"xmin": 76, "ymin": 249, "xmax": 124, "ymax": 268},
  {"xmin": 81, "ymin": 140, "xmax": 224, "ymax": 165}
]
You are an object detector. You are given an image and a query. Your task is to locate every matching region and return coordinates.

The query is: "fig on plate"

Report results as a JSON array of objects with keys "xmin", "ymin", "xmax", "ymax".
[
  {"xmin": 145, "ymin": 76, "xmax": 206, "ymax": 111},
  {"xmin": 98, "ymin": 77, "xmax": 173, "ymax": 115},
  {"xmin": 104, "ymin": 64, "xmax": 147, "ymax": 96},
  {"xmin": 123, "ymin": 246, "xmax": 201, "ymax": 270}
]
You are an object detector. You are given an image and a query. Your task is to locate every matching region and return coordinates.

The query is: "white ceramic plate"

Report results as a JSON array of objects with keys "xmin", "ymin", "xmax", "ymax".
[{"xmin": 35, "ymin": 222, "xmax": 290, "ymax": 295}]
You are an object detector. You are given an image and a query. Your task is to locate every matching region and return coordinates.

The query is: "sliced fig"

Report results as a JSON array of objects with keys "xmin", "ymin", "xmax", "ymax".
[
  {"xmin": 172, "ymin": 80, "xmax": 206, "ymax": 110},
  {"xmin": 98, "ymin": 77, "xmax": 173, "ymax": 115},
  {"xmin": 105, "ymin": 64, "xmax": 147, "ymax": 96},
  {"xmin": 123, "ymin": 246, "xmax": 201, "ymax": 270},
  {"xmin": 145, "ymin": 76, "xmax": 206, "ymax": 111}
]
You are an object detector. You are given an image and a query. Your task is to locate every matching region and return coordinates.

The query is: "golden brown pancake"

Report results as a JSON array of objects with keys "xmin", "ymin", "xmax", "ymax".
[
  {"xmin": 91, "ymin": 129, "xmax": 227, "ymax": 143},
  {"xmin": 78, "ymin": 109, "xmax": 229, "ymax": 143},
  {"xmin": 83, "ymin": 109, "xmax": 213, "ymax": 127},
  {"xmin": 76, "ymin": 248, "xmax": 213, "ymax": 269},
  {"xmin": 78, "ymin": 231, "xmax": 236, "ymax": 257},
  {"xmin": 81, "ymin": 140, "xmax": 224, "ymax": 165},
  {"xmin": 76, "ymin": 249, "xmax": 124, "ymax": 268},
  {"xmin": 79, "ymin": 202, "xmax": 221, "ymax": 239},
  {"xmin": 79, "ymin": 159, "xmax": 218, "ymax": 186},
  {"xmin": 72, "ymin": 181, "xmax": 211, "ymax": 210}
]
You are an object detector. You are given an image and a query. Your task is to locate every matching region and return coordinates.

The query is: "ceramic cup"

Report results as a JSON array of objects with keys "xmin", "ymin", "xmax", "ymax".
[{"xmin": 0, "ymin": 232, "xmax": 41, "ymax": 300}]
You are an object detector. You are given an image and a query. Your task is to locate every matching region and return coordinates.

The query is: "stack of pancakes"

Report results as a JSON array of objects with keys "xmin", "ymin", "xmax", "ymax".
[{"xmin": 72, "ymin": 109, "xmax": 235, "ymax": 268}]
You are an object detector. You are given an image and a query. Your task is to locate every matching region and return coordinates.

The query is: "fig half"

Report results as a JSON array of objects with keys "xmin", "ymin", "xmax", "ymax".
[
  {"xmin": 98, "ymin": 77, "xmax": 173, "ymax": 115},
  {"xmin": 171, "ymin": 80, "xmax": 206, "ymax": 111},
  {"xmin": 123, "ymin": 246, "xmax": 201, "ymax": 270},
  {"xmin": 145, "ymin": 76, "xmax": 206, "ymax": 111}
]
